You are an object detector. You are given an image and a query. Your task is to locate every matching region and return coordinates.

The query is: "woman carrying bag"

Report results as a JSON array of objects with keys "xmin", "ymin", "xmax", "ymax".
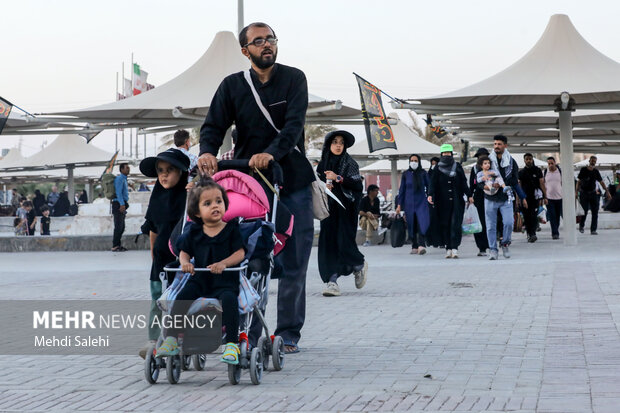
[{"xmin": 316, "ymin": 131, "xmax": 368, "ymax": 297}]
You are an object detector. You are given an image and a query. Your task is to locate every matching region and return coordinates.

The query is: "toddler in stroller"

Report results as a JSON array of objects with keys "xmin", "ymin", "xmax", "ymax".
[
  {"xmin": 155, "ymin": 177, "xmax": 245, "ymax": 364},
  {"xmin": 145, "ymin": 161, "xmax": 288, "ymax": 385}
]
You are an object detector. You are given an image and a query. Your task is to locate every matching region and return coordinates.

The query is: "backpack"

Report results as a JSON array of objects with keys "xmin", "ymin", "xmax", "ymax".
[
  {"xmin": 101, "ymin": 173, "xmax": 117, "ymax": 200},
  {"xmin": 544, "ymin": 166, "xmax": 562, "ymax": 178}
]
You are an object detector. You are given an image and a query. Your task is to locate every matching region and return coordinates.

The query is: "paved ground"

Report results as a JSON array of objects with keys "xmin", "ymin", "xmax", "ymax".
[{"xmin": 1, "ymin": 228, "xmax": 620, "ymax": 412}]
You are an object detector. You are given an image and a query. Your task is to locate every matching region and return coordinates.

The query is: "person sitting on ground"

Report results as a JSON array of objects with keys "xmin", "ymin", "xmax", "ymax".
[
  {"xmin": 156, "ymin": 176, "xmax": 246, "ymax": 365},
  {"xmin": 476, "ymin": 155, "xmax": 505, "ymax": 196},
  {"xmin": 359, "ymin": 184, "xmax": 381, "ymax": 247},
  {"xmin": 40, "ymin": 205, "xmax": 51, "ymax": 235}
]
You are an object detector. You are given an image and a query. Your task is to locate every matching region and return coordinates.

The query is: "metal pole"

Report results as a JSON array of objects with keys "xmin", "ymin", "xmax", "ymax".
[
  {"xmin": 135, "ymin": 127, "xmax": 138, "ymax": 158},
  {"xmin": 130, "ymin": 53, "xmax": 134, "ymax": 158},
  {"xmin": 390, "ymin": 158, "xmax": 398, "ymax": 208},
  {"xmin": 115, "ymin": 71, "xmax": 118, "ymax": 153},
  {"xmin": 67, "ymin": 165, "xmax": 75, "ymax": 208},
  {"xmin": 237, "ymin": 0, "xmax": 244, "ymax": 34},
  {"xmin": 559, "ymin": 110, "xmax": 577, "ymax": 246},
  {"xmin": 144, "ymin": 133, "xmax": 147, "ymax": 158}
]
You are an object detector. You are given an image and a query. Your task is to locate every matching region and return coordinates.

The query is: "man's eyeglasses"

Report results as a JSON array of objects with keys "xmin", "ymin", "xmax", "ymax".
[{"xmin": 244, "ymin": 37, "xmax": 278, "ymax": 48}]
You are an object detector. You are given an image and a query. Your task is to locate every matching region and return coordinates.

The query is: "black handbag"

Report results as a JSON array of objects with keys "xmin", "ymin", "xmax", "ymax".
[{"xmin": 390, "ymin": 216, "xmax": 406, "ymax": 248}]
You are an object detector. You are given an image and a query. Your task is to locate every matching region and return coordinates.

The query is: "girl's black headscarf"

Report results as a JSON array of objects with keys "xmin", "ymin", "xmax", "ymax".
[
  {"xmin": 408, "ymin": 154, "xmax": 424, "ymax": 191},
  {"xmin": 316, "ymin": 131, "xmax": 362, "ymax": 202},
  {"xmin": 145, "ymin": 168, "xmax": 188, "ymax": 225}
]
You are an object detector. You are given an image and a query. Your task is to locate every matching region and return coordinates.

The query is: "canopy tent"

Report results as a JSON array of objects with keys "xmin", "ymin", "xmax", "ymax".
[
  {"xmin": 395, "ymin": 14, "xmax": 620, "ymax": 245},
  {"xmin": 575, "ymin": 154, "xmax": 620, "ymax": 168},
  {"xmin": 511, "ymin": 154, "xmax": 548, "ymax": 168},
  {"xmin": 360, "ymin": 159, "xmax": 431, "ymax": 173},
  {"xmin": 0, "ymin": 134, "xmax": 133, "ymax": 202},
  {"xmin": 0, "ymin": 147, "xmax": 25, "ymax": 168},
  {"xmin": 5, "ymin": 31, "xmax": 360, "ymax": 138}
]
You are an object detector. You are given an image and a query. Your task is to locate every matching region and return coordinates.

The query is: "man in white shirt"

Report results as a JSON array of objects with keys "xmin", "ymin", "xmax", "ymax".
[
  {"xmin": 544, "ymin": 157, "xmax": 562, "ymax": 240},
  {"xmin": 173, "ymin": 129, "xmax": 198, "ymax": 173}
]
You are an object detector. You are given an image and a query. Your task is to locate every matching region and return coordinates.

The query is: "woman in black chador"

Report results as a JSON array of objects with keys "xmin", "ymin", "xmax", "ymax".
[
  {"xmin": 428, "ymin": 144, "xmax": 472, "ymax": 259},
  {"xmin": 316, "ymin": 131, "xmax": 368, "ymax": 297}
]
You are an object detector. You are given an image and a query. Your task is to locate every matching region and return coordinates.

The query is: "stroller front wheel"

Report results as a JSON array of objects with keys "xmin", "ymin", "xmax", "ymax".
[
  {"xmin": 144, "ymin": 345, "xmax": 160, "ymax": 384},
  {"xmin": 249, "ymin": 347, "xmax": 263, "ymax": 385},
  {"xmin": 166, "ymin": 355, "xmax": 182, "ymax": 384},
  {"xmin": 181, "ymin": 354, "xmax": 191, "ymax": 371},
  {"xmin": 228, "ymin": 363, "xmax": 241, "ymax": 385},
  {"xmin": 272, "ymin": 336, "xmax": 285, "ymax": 371},
  {"xmin": 192, "ymin": 354, "xmax": 207, "ymax": 371},
  {"xmin": 257, "ymin": 336, "xmax": 270, "ymax": 371}
]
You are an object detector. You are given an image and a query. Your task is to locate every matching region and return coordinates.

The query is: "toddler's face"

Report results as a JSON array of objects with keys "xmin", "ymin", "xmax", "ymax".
[
  {"xmin": 156, "ymin": 160, "xmax": 181, "ymax": 189},
  {"xmin": 482, "ymin": 160, "xmax": 491, "ymax": 171},
  {"xmin": 42, "ymin": 210, "xmax": 50, "ymax": 217},
  {"xmin": 197, "ymin": 188, "xmax": 226, "ymax": 224}
]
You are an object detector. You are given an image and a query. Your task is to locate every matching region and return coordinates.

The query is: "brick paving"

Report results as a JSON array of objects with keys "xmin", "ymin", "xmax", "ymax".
[{"xmin": 1, "ymin": 229, "xmax": 620, "ymax": 411}]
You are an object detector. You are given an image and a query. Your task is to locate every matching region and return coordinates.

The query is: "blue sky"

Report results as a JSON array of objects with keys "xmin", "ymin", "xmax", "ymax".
[{"xmin": 2, "ymin": 0, "xmax": 620, "ymax": 154}]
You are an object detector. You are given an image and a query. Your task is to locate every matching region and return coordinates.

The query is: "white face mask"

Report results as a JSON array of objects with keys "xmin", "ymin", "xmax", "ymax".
[{"xmin": 410, "ymin": 161, "xmax": 419, "ymax": 170}]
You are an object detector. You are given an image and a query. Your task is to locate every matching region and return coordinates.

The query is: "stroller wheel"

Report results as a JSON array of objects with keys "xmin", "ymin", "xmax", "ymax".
[
  {"xmin": 228, "ymin": 363, "xmax": 241, "ymax": 385},
  {"xmin": 144, "ymin": 345, "xmax": 160, "ymax": 384},
  {"xmin": 182, "ymin": 354, "xmax": 191, "ymax": 371},
  {"xmin": 166, "ymin": 355, "xmax": 182, "ymax": 384},
  {"xmin": 249, "ymin": 347, "xmax": 263, "ymax": 385},
  {"xmin": 192, "ymin": 354, "xmax": 207, "ymax": 371},
  {"xmin": 257, "ymin": 336, "xmax": 270, "ymax": 371},
  {"xmin": 272, "ymin": 336, "xmax": 285, "ymax": 371}
]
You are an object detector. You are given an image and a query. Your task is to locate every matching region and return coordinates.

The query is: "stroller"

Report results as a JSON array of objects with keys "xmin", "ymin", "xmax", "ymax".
[{"xmin": 144, "ymin": 160, "xmax": 291, "ymax": 385}]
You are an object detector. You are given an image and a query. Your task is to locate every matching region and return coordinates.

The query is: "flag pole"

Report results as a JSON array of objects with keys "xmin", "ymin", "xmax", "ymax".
[
  {"xmin": 115, "ymin": 72, "xmax": 119, "ymax": 153},
  {"xmin": 130, "ymin": 52, "xmax": 134, "ymax": 158},
  {"xmin": 352, "ymin": 72, "xmax": 405, "ymax": 104},
  {"xmin": 121, "ymin": 62, "xmax": 125, "ymax": 156}
]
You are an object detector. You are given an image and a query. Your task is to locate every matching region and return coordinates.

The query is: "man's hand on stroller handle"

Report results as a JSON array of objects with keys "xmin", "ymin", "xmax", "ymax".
[
  {"xmin": 249, "ymin": 153, "xmax": 274, "ymax": 170},
  {"xmin": 207, "ymin": 262, "xmax": 226, "ymax": 274},
  {"xmin": 198, "ymin": 153, "xmax": 219, "ymax": 176}
]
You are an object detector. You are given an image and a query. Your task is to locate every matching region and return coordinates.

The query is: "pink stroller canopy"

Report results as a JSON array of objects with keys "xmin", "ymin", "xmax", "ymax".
[{"xmin": 213, "ymin": 170, "xmax": 270, "ymax": 221}]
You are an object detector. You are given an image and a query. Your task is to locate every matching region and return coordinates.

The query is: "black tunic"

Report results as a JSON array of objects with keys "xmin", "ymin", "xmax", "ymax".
[
  {"xmin": 428, "ymin": 162, "xmax": 470, "ymax": 250},
  {"xmin": 425, "ymin": 167, "xmax": 443, "ymax": 248},
  {"xmin": 176, "ymin": 221, "xmax": 245, "ymax": 293}
]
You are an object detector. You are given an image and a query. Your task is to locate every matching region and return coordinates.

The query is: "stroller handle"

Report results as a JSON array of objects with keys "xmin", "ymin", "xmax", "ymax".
[
  {"xmin": 163, "ymin": 265, "xmax": 248, "ymax": 273},
  {"xmin": 218, "ymin": 159, "xmax": 283, "ymax": 186}
]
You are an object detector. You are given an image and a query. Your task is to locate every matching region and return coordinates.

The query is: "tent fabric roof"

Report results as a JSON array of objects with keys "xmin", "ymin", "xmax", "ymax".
[
  {"xmin": 574, "ymin": 154, "xmax": 620, "ymax": 167},
  {"xmin": 348, "ymin": 118, "xmax": 442, "ymax": 159},
  {"xmin": 360, "ymin": 159, "xmax": 431, "ymax": 173},
  {"xmin": 0, "ymin": 134, "xmax": 130, "ymax": 172},
  {"xmin": 46, "ymin": 31, "xmax": 360, "ymax": 128},
  {"xmin": 410, "ymin": 14, "xmax": 620, "ymax": 112},
  {"xmin": 0, "ymin": 148, "xmax": 25, "ymax": 168}
]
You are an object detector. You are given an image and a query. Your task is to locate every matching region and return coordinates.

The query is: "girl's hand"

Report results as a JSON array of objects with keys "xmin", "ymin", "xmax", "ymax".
[
  {"xmin": 325, "ymin": 171, "xmax": 338, "ymax": 180},
  {"xmin": 395, "ymin": 206, "xmax": 401, "ymax": 214},
  {"xmin": 182, "ymin": 262, "xmax": 195, "ymax": 275},
  {"xmin": 208, "ymin": 262, "xmax": 226, "ymax": 274},
  {"xmin": 326, "ymin": 184, "xmax": 333, "ymax": 191}
]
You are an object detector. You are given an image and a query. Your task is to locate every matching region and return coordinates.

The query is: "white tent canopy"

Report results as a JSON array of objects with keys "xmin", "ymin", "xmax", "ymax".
[
  {"xmin": 575, "ymin": 154, "xmax": 620, "ymax": 168},
  {"xmin": 0, "ymin": 148, "xmax": 25, "ymax": 168},
  {"xmin": 348, "ymin": 116, "xmax": 442, "ymax": 159},
  {"xmin": 360, "ymin": 159, "xmax": 431, "ymax": 173}
]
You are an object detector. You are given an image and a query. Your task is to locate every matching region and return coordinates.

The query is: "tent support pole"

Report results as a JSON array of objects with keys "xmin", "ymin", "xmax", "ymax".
[
  {"xmin": 67, "ymin": 165, "xmax": 75, "ymax": 209},
  {"xmin": 390, "ymin": 158, "xmax": 398, "ymax": 208},
  {"xmin": 559, "ymin": 110, "xmax": 577, "ymax": 246}
]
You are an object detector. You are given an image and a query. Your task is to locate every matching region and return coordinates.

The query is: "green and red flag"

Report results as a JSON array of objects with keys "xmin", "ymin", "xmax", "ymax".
[{"xmin": 354, "ymin": 74, "xmax": 396, "ymax": 152}]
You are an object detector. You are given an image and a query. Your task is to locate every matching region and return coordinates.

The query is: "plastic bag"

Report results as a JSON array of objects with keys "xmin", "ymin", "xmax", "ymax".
[
  {"xmin": 575, "ymin": 199, "xmax": 585, "ymax": 217},
  {"xmin": 537, "ymin": 206, "xmax": 547, "ymax": 224},
  {"xmin": 462, "ymin": 204, "xmax": 483, "ymax": 235}
]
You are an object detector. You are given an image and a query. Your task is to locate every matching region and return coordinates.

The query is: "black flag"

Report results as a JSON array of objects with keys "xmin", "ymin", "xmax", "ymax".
[
  {"xmin": 354, "ymin": 75, "xmax": 396, "ymax": 152},
  {"xmin": 424, "ymin": 114, "xmax": 447, "ymax": 139},
  {"xmin": 0, "ymin": 97, "xmax": 13, "ymax": 135}
]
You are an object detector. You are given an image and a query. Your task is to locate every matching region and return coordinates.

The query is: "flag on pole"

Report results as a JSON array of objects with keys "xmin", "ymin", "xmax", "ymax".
[
  {"xmin": 132, "ymin": 64, "xmax": 148, "ymax": 95},
  {"xmin": 123, "ymin": 78, "xmax": 133, "ymax": 98},
  {"xmin": 79, "ymin": 130, "xmax": 102, "ymax": 143},
  {"xmin": 354, "ymin": 74, "xmax": 396, "ymax": 152},
  {"xmin": 0, "ymin": 97, "xmax": 13, "ymax": 135},
  {"xmin": 424, "ymin": 114, "xmax": 448, "ymax": 138}
]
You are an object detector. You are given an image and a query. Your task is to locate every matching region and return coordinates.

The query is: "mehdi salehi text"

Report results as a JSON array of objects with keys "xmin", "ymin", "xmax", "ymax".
[{"xmin": 34, "ymin": 335, "xmax": 110, "ymax": 348}]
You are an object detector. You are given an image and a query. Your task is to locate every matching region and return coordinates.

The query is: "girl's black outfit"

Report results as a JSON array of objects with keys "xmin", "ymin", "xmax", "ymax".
[
  {"xmin": 170, "ymin": 221, "xmax": 245, "ymax": 343},
  {"xmin": 316, "ymin": 136, "xmax": 365, "ymax": 283}
]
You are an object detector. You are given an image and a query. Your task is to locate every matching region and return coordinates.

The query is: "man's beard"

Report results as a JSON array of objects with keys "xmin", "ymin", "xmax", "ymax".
[{"xmin": 250, "ymin": 49, "xmax": 277, "ymax": 69}]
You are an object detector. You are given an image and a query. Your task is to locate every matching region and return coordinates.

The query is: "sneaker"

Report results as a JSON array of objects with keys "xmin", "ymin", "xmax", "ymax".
[
  {"xmin": 221, "ymin": 342, "xmax": 240, "ymax": 365},
  {"xmin": 418, "ymin": 247, "xmax": 426, "ymax": 255},
  {"xmin": 156, "ymin": 336, "xmax": 179, "ymax": 357},
  {"xmin": 139, "ymin": 340, "xmax": 156, "ymax": 359},
  {"xmin": 591, "ymin": 231, "xmax": 598, "ymax": 235},
  {"xmin": 489, "ymin": 250, "xmax": 498, "ymax": 260},
  {"xmin": 451, "ymin": 249, "xmax": 459, "ymax": 259},
  {"xmin": 118, "ymin": 246, "xmax": 128, "ymax": 252},
  {"xmin": 323, "ymin": 282, "xmax": 341, "ymax": 297},
  {"xmin": 477, "ymin": 250, "xmax": 487, "ymax": 257},
  {"xmin": 579, "ymin": 227, "xmax": 585, "ymax": 233},
  {"xmin": 529, "ymin": 235, "xmax": 537, "ymax": 243},
  {"xmin": 410, "ymin": 248, "xmax": 418, "ymax": 255},
  {"xmin": 362, "ymin": 240, "xmax": 371, "ymax": 247},
  {"xmin": 354, "ymin": 261, "xmax": 368, "ymax": 289},
  {"xmin": 502, "ymin": 245, "xmax": 511, "ymax": 259},
  {"xmin": 552, "ymin": 234, "xmax": 560, "ymax": 240},
  {"xmin": 445, "ymin": 250, "xmax": 453, "ymax": 259}
]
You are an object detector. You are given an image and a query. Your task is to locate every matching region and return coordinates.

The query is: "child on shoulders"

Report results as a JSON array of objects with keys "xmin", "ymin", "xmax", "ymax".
[{"xmin": 476, "ymin": 155, "xmax": 505, "ymax": 196}]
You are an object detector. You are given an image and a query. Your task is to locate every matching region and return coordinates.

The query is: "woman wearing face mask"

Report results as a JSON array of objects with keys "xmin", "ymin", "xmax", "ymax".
[
  {"xmin": 317, "ymin": 131, "xmax": 368, "ymax": 297},
  {"xmin": 427, "ymin": 144, "xmax": 473, "ymax": 258},
  {"xmin": 395, "ymin": 154, "xmax": 430, "ymax": 255}
]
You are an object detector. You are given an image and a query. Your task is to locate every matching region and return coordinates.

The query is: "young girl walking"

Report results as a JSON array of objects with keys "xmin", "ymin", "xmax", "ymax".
[{"xmin": 156, "ymin": 176, "xmax": 246, "ymax": 365}]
